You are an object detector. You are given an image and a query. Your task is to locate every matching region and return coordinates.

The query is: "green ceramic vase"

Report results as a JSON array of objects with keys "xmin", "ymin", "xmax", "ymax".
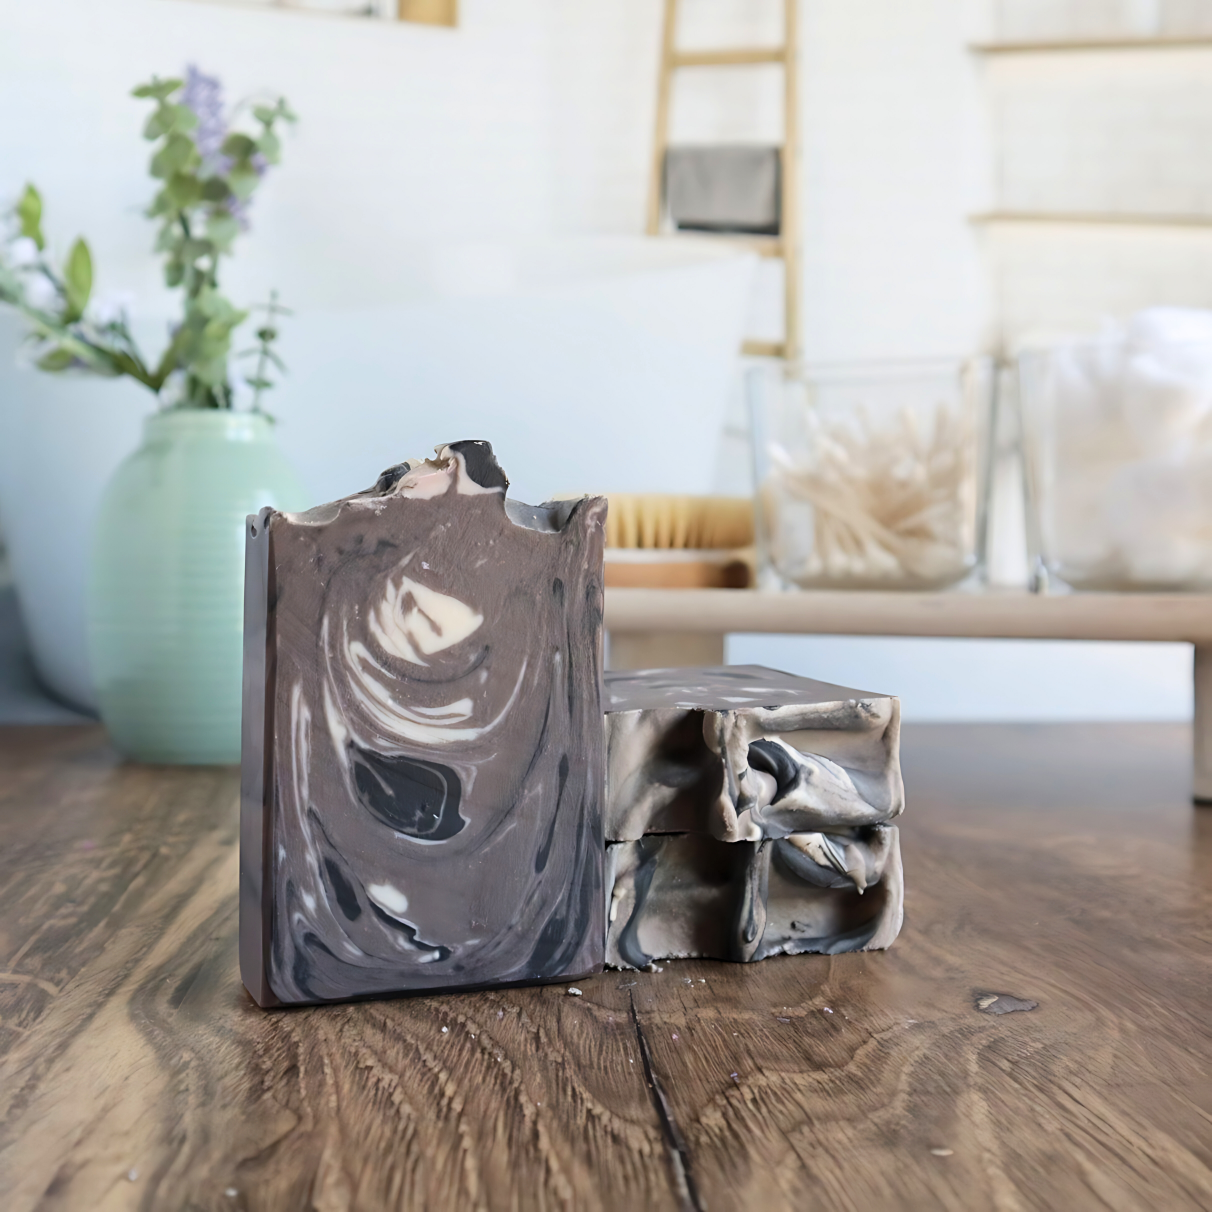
[{"xmin": 88, "ymin": 409, "xmax": 308, "ymax": 764}]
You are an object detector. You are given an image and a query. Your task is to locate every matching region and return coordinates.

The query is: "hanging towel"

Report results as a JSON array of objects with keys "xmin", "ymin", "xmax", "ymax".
[{"xmin": 664, "ymin": 145, "xmax": 781, "ymax": 235}]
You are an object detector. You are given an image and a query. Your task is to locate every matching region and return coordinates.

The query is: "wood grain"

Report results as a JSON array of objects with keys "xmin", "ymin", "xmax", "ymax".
[
  {"xmin": 603, "ymin": 587, "xmax": 1212, "ymax": 642},
  {"xmin": 1, "ymin": 723, "xmax": 1210, "ymax": 1210}
]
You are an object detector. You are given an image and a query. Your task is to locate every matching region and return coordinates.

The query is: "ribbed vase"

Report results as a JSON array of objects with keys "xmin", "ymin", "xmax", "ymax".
[{"xmin": 88, "ymin": 409, "xmax": 308, "ymax": 764}]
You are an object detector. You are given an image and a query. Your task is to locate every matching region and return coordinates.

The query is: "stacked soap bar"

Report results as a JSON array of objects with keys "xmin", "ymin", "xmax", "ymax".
[
  {"xmin": 241, "ymin": 442, "xmax": 607, "ymax": 1007},
  {"xmin": 241, "ymin": 444, "xmax": 905, "ymax": 1008},
  {"xmin": 603, "ymin": 666, "xmax": 904, "ymax": 969}
]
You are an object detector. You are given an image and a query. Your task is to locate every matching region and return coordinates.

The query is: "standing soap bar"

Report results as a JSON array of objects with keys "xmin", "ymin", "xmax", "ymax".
[
  {"xmin": 240, "ymin": 442, "xmax": 607, "ymax": 1007},
  {"xmin": 603, "ymin": 666, "xmax": 904, "ymax": 969}
]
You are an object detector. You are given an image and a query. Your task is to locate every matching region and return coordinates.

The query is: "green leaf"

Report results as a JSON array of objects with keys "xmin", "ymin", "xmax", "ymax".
[
  {"xmin": 253, "ymin": 105, "xmax": 276, "ymax": 125},
  {"xmin": 200, "ymin": 177, "xmax": 231, "ymax": 202},
  {"xmin": 151, "ymin": 133, "xmax": 199, "ymax": 180},
  {"xmin": 192, "ymin": 355, "xmax": 230, "ymax": 388},
  {"xmin": 144, "ymin": 102, "xmax": 197, "ymax": 140},
  {"xmin": 163, "ymin": 172, "xmax": 203, "ymax": 209},
  {"xmin": 154, "ymin": 222, "xmax": 183, "ymax": 253},
  {"xmin": 180, "ymin": 236, "xmax": 216, "ymax": 262},
  {"xmin": 164, "ymin": 258, "xmax": 185, "ymax": 287},
  {"xmin": 256, "ymin": 129, "xmax": 281, "ymax": 164},
  {"xmin": 16, "ymin": 184, "xmax": 45, "ymax": 250},
  {"xmin": 147, "ymin": 190, "xmax": 173, "ymax": 219},
  {"xmin": 206, "ymin": 210, "xmax": 240, "ymax": 251},
  {"xmin": 37, "ymin": 346, "xmax": 75, "ymax": 372},
  {"xmin": 132, "ymin": 77, "xmax": 183, "ymax": 101},
  {"xmin": 62, "ymin": 238, "xmax": 93, "ymax": 322},
  {"xmin": 227, "ymin": 167, "xmax": 259, "ymax": 202},
  {"xmin": 170, "ymin": 104, "xmax": 199, "ymax": 134},
  {"xmin": 221, "ymin": 133, "xmax": 257, "ymax": 160},
  {"xmin": 142, "ymin": 110, "xmax": 165, "ymax": 141}
]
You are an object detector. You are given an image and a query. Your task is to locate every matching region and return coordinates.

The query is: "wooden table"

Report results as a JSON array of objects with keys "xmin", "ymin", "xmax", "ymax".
[
  {"xmin": 1, "ymin": 723, "xmax": 1210, "ymax": 1211},
  {"xmin": 605, "ymin": 588, "xmax": 1212, "ymax": 799}
]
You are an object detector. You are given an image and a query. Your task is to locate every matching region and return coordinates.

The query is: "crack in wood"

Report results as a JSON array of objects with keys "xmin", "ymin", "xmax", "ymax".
[{"xmin": 629, "ymin": 990, "xmax": 703, "ymax": 1212}]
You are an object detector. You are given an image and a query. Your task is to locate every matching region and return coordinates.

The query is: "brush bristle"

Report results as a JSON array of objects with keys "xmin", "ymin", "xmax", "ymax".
[{"xmin": 604, "ymin": 495, "xmax": 754, "ymax": 549}]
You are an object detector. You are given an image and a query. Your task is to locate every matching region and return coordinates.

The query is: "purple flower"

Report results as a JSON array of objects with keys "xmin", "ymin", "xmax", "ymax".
[{"xmin": 181, "ymin": 65, "xmax": 227, "ymax": 173}]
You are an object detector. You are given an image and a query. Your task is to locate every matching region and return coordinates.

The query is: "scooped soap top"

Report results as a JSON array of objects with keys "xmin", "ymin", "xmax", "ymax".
[
  {"xmin": 283, "ymin": 440, "xmax": 583, "ymax": 535},
  {"xmin": 373, "ymin": 440, "xmax": 509, "ymax": 500}
]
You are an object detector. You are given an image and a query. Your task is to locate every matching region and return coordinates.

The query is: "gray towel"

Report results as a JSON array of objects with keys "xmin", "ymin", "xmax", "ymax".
[{"xmin": 664, "ymin": 145, "xmax": 781, "ymax": 236}]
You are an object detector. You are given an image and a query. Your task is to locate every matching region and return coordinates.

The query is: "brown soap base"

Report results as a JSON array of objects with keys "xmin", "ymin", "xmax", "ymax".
[{"xmin": 240, "ymin": 442, "xmax": 607, "ymax": 1007}]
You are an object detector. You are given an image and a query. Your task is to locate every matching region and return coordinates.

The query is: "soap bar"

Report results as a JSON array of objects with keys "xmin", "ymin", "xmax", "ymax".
[
  {"xmin": 605, "ymin": 827, "xmax": 902, "ymax": 968},
  {"xmin": 604, "ymin": 666, "xmax": 903, "ymax": 841},
  {"xmin": 240, "ymin": 442, "xmax": 607, "ymax": 1007},
  {"xmin": 603, "ymin": 666, "xmax": 904, "ymax": 968}
]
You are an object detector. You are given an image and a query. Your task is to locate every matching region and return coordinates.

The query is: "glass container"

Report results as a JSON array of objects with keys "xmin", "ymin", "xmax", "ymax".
[
  {"xmin": 748, "ymin": 358, "xmax": 995, "ymax": 591},
  {"xmin": 1018, "ymin": 326, "xmax": 1212, "ymax": 591}
]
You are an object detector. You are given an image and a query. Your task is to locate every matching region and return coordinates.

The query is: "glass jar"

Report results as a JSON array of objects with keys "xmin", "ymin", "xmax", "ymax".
[
  {"xmin": 1018, "ymin": 326, "xmax": 1212, "ymax": 591},
  {"xmin": 748, "ymin": 358, "xmax": 995, "ymax": 591}
]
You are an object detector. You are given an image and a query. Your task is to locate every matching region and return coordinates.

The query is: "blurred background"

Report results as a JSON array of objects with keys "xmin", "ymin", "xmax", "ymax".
[{"xmin": 2, "ymin": 0, "xmax": 1208, "ymax": 727}]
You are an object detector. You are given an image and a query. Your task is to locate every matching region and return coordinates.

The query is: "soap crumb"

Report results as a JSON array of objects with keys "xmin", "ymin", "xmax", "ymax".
[
  {"xmin": 930, "ymin": 1148, "xmax": 953, "ymax": 1158},
  {"xmin": 823, "ymin": 1007, "xmax": 833, "ymax": 1014},
  {"xmin": 441, "ymin": 1026, "xmax": 448, "ymax": 1034},
  {"xmin": 644, "ymin": 963, "xmax": 664, "ymax": 973},
  {"xmin": 127, "ymin": 1169, "xmax": 138, "ymax": 1182},
  {"xmin": 976, "ymin": 995, "xmax": 998, "ymax": 1010},
  {"xmin": 567, "ymin": 987, "xmax": 583, "ymax": 997},
  {"xmin": 225, "ymin": 1189, "xmax": 238, "ymax": 1199},
  {"xmin": 729, "ymin": 1072, "xmax": 739, "ymax": 1084},
  {"xmin": 776, "ymin": 1016, "xmax": 791, "ymax": 1023},
  {"xmin": 671, "ymin": 1033, "xmax": 679, "ymax": 1040}
]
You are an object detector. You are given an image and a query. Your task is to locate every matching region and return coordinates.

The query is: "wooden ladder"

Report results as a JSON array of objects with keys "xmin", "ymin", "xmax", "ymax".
[{"xmin": 646, "ymin": 0, "xmax": 801, "ymax": 361}]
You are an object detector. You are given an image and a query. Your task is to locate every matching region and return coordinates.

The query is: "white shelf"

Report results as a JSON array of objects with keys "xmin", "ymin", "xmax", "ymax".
[
  {"xmin": 970, "ymin": 37, "xmax": 1212, "ymax": 55},
  {"xmin": 971, "ymin": 211, "xmax": 1212, "ymax": 230}
]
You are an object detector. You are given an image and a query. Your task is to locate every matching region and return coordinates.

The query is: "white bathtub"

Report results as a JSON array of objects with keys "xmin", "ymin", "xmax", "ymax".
[{"xmin": 0, "ymin": 235, "xmax": 755, "ymax": 710}]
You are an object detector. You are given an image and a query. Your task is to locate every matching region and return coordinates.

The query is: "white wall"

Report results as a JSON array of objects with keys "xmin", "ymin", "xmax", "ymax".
[
  {"xmin": 0, "ymin": 0, "xmax": 558, "ymax": 313},
  {"xmin": 541, "ymin": 0, "xmax": 1189, "ymax": 721},
  {"xmin": 0, "ymin": 0, "xmax": 1192, "ymax": 721}
]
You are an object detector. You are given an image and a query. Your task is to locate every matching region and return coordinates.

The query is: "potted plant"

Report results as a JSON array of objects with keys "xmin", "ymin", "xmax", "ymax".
[{"xmin": 0, "ymin": 67, "xmax": 308, "ymax": 763}]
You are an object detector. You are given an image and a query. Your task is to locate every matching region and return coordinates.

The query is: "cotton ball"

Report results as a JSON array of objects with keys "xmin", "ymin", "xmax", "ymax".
[
  {"xmin": 1126, "ymin": 306, "xmax": 1212, "ymax": 348},
  {"xmin": 1103, "ymin": 452, "xmax": 1212, "ymax": 585},
  {"xmin": 1120, "ymin": 351, "xmax": 1212, "ymax": 455}
]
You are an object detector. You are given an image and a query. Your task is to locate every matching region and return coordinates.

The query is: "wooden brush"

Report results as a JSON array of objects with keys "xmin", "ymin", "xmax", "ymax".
[{"xmin": 603, "ymin": 494, "xmax": 754, "ymax": 589}]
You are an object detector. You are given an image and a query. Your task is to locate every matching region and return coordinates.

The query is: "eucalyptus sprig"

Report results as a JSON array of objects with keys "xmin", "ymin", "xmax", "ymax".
[
  {"xmin": 0, "ymin": 66, "xmax": 295, "ymax": 410},
  {"xmin": 239, "ymin": 290, "xmax": 292, "ymax": 413}
]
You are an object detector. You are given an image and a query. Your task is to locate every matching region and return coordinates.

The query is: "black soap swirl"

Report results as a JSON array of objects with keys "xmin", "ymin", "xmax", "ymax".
[{"xmin": 349, "ymin": 745, "xmax": 465, "ymax": 841}]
